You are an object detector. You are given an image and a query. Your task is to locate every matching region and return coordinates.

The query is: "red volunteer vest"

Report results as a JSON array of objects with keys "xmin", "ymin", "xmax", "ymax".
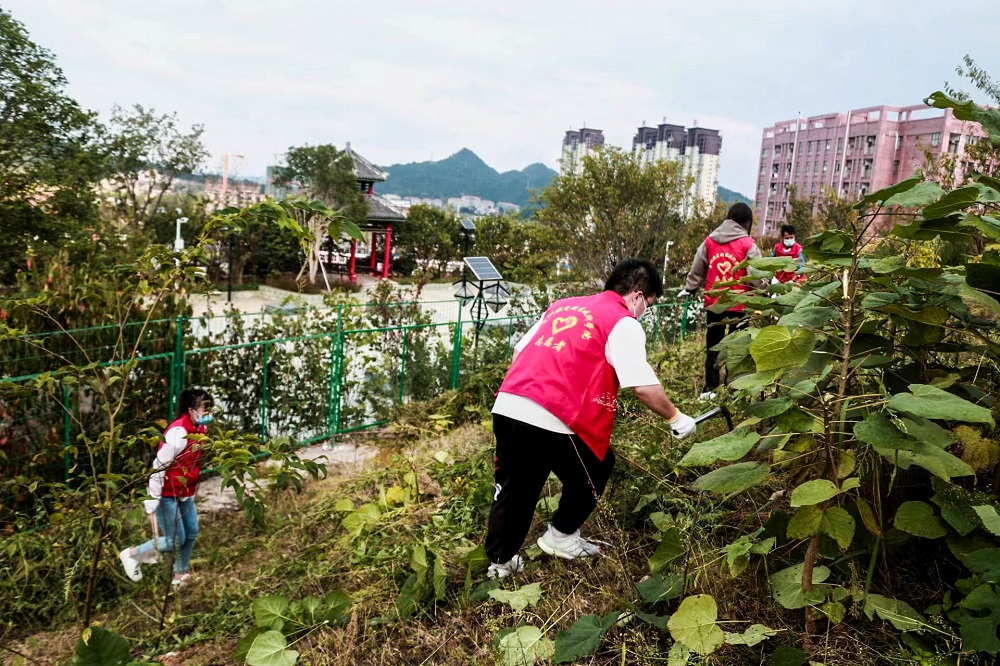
[
  {"xmin": 704, "ymin": 235, "xmax": 755, "ymax": 311},
  {"xmin": 773, "ymin": 241, "xmax": 804, "ymax": 284},
  {"xmin": 159, "ymin": 414, "xmax": 206, "ymax": 498},
  {"xmin": 499, "ymin": 291, "xmax": 632, "ymax": 461}
]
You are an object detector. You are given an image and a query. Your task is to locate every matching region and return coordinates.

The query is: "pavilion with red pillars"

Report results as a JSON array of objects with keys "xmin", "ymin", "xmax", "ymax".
[{"xmin": 345, "ymin": 145, "xmax": 405, "ymax": 282}]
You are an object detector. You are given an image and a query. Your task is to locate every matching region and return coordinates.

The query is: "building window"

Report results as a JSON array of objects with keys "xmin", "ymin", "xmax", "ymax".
[
  {"xmin": 825, "ymin": 139, "xmax": 831, "ymax": 151},
  {"xmin": 760, "ymin": 165, "xmax": 766, "ymax": 175},
  {"xmin": 837, "ymin": 137, "xmax": 844, "ymax": 151},
  {"xmin": 795, "ymin": 162, "xmax": 800, "ymax": 176},
  {"xmin": 775, "ymin": 144, "xmax": 782, "ymax": 155},
  {"xmin": 834, "ymin": 162, "xmax": 841, "ymax": 173},
  {"xmin": 968, "ymin": 135, "xmax": 979, "ymax": 147},
  {"xmin": 863, "ymin": 159, "xmax": 873, "ymax": 178},
  {"xmin": 848, "ymin": 137, "xmax": 857, "ymax": 150},
  {"xmin": 931, "ymin": 132, "xmax": 941, "ymax": 147},
  {"xmin": 845, "ymin": 159, "xmax": 853, "ymax": 174},
  {"xmin": 865, "ymin": 136, "xmax": 876, "ymax": 154},
  {"xmin": 813, "ymin": 162, "xmax": 819, "ymax": 174},
  {"xmin": 823, "ymin": 161, "xmax": 828, "ymax": 174},
  {"xmin": 895, "ymin": 134, "xmax": 903, "ymax": 150},
  {"xmin": 788, "ymin": 144, "xmax": 794, "ymax": 156},
  {"xmin": 762, "ymin": 148, "xmax": 769, "ymax": 158},
  {"xmin": 948, "ymin": 133, "xmax": 961, "ymax": 153},
  {"xmin": 805, "ymin": 161, "xmax": 811, "ymax": 175},
  {"xmin": 770, "ymin": 184, "xmax": 777, "ymax": 196},
  {"xmin": 893, "ymin": 160, "xmax": 900, "ymax": 174}
]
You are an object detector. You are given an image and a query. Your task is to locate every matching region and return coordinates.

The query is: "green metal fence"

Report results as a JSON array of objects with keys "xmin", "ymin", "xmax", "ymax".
[{"xmin": 0, "ymin": 296, "xmax": 698, "ymax": 519}]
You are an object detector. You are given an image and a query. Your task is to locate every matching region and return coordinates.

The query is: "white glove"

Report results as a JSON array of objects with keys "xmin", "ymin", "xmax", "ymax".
[
  {"xmin": 669, "ymin": 411, "xmax": 696, "ymax": 440},
  {"xmin": 677, "ymin": 289, "xmax": 690, "ymax": 299},
  {"xmin": 142, "ymin": 499, "xmax": 160, "ymax": 515}
]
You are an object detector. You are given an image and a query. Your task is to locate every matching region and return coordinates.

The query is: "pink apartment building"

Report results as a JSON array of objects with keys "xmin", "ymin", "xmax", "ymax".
[{"xmin": 754, "ymin": 104, "xmax": 984, "ymax": 236}]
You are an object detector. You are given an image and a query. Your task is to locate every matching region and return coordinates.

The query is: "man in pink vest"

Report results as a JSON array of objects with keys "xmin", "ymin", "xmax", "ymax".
[
  {"xmin": 681, "ymin": 203, "xmax": 764, "ymax": 400},
  {"xmin": 771, "ymin": 224, "xmax": 806, "ymax": 284},
  {"xmin": 485, "ymin": 259, "xmax": 697, "ymax": 578}
]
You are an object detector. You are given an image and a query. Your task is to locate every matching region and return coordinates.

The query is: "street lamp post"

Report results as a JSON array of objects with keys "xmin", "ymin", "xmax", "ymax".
[{"xmin": 173, "ymin": 215, "xmax": 189, "ymax": 266}]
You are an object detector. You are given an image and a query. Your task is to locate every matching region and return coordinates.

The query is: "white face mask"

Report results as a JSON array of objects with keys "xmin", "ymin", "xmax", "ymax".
[
  {"xmin": 632, "ymin": 294, "xmax": 652, "ymax": 321},
  {"xmin": 783, "ymin": 237, "xmax": 795, "ymax": 248}
]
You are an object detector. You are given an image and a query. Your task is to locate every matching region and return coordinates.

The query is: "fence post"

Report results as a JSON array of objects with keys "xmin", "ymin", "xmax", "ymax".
[
  {"xmin": 63, "ymin": 384, "xmax": 72, "ymax": 483},
  {"xmin": 680, "ymin": 299, "xmax": 690, "ymax": 341},
  {"xmin": 170, "ymin": 315, "xmax": 185, "ymax": 415},
  {"xmin": 398, "ymin": 329, "xmax": 408, "ymax": 405},
  {"xmin": 261, "ymin": 342, "xmax": 269, "ymax": 442},
  {"xmin": 326, "ymin": 333, "xmax": 337, "ymax": 439},
  {"xmin": 331, "ymin": 305, "xmax": 344, "ymax": 435},
  {"xmin": 449, "ymin": 302, "xmax": 463, "ymax": 389},
  {"xmin": 652, "ymin": 305, "xmax": 661, "ymax": 346}
]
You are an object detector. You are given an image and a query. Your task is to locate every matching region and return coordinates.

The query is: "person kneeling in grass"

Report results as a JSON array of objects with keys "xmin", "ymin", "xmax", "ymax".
[
  {"xmin": 120, "ymin": 388, "xmax": 214, "ymax": 587},
  {"xmin": 484, "ymin": 259, "xmax": 696, "ymax": 579}
]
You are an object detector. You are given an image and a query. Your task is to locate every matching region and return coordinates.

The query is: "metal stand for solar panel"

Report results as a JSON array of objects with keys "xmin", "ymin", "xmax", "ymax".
[{"xmin": 456, "ymin": 256, "xmax": 509, "ymax": 369}]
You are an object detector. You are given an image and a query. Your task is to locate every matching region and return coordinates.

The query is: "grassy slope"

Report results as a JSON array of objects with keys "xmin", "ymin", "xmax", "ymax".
[{"xmin": 5, "ymin": 341, "xmax": 913, "ymax": 666}]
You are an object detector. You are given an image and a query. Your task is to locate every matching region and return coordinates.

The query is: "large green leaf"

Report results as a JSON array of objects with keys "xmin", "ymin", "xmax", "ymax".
[
  {"xmin": 959, "ymin": 549, "xmax": 1000, "ymax": 584},
  {"xmin": 679, "ymin": 429, "xmax": 759, "ymax": 467},
  {"xmin": 341, "ymin": 503, "xmax": 381, "ymax": 535},
  {"xmin": 927, "ymin": 91, "xmax": 1000, "ymax": 149},
  {"xmin": 961, "ymin": 213, "xmax": 1000, "ymax": 241},
  {"xmin": 649, "ymin": 527, "xmax": 685, "ymax": 574},
  {"xmin": 489, "ymin": 583, "xmax": 543, "ymax": 612},
  {"xmin": 748, "ymin": 256, "xmax": 800, "ymax": 272},
  {"xmin": 667, "ymin": 595, "xmax": 725, "ymax": 655},
  {"xmin": 635, "ymin": 573, "xmax": 684, "ymax": 604},
  {"xmin": 854, "ymin": 173, "xmax": 924, "ymax": 210},
  {"xmin": 552, "ymin": 612, "xmax": 620, "ymax": 663},
  {"xmin": 71, "ymin": 627, "xmax": 132, "ymax": 666},
  {"xmin": 787, "ymin": 506, "xmax": 823, "ymax": 540},
  {"xmin": 922, "ymin": 184, "xmax": 987, "ymax": 218},
  {"xmin": 744, "ymin": 398, "xmax": 795, "ymax": 419},
  {"xmin": 951, "ymin": 584, "xmax": 1000, "ymax": 654},
  {"xmin": 244, "ymin": 630, "xmax": 299, "ymax": 666},
  {"xmin": 750, "ymin": 326, "xmax": 816, "ymax": 372},
  {"xmin": 967, "ymin": 262, "xmax": 1000, "ymax": 292},
  {"xmin": 730, "ymin": 369, "xmax": 784, "ymax": 392},
  {"xmin": 692, "ymin": 462, "xmax": 770, "ymax": 496},
  {"xmin": 770, "ymin": 645, "xmax": 807, "ymax": 666},
  {"xmin": 856, "ymin": 413, "xmax": 974, "ymax": 481},
  {"xmin": 879, "ymin": 304, "xmax": 950, "ymax": 326},
  {"xmin": 253, "ymin": 596, "xmax": 293, "ymax": 631},
  {"xmin": 724, "ymin": 624, "xmax": 779, "ymax": 647},
  {"xmin": 889, "ymin": 384, "xmax": 994, "ymax": 426},
  {"xmin": 667, "ymin": 643, "xmax": 690, "ymax": 666},
  {"xmin": 974, "ymin": 505, "xmax": 1000, "ymax": 537},
  {"xmin": 884, "ymin": 180, "xmax": 946, "ymax": 209},
  {"xmin": 863, "ymin": 594, "xmax": 927, "ymax": 633},
  {"xmin": 894, "ymin": 501, "xmax": 947, "ymax": 539},
  {"xmin": 776, "ymin": 307, "xmax": 841, "ymax": 329},
  {"xmin": 498, "ymin": 625, "xmax": 554, "ymax": 666},
  {"xmin": 821, "ymin": 506, "xmax": 856, "ymax": 550},
  {"xmin": 790, "ymin": 479, "xmax": 840, "ymax": 507},
  {"xmin": 769, "ymin": 562, "xmax": 830, "ymax": 609}
]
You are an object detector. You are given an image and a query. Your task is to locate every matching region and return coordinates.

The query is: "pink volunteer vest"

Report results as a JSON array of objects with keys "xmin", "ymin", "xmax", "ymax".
[
  {"xmin": 498, "ymin": 291, "xmax": 632, "ymax": 461},
  {"xmin": 704, "ymin": 235, "xmax": 755, "ymax": 311},
  {"xmin": 773, "ymin": 241, "xmax": 804, "ymax": 283}
]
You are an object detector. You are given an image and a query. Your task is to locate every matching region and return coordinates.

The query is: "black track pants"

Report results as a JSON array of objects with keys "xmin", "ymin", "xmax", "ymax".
[
  {"xmin": 705, "ymin": 309, "xmax": 749, "ymax": 390},
  {"xmin": 484, "ymin": 413, "xmax": 616, "ymax": 564}
]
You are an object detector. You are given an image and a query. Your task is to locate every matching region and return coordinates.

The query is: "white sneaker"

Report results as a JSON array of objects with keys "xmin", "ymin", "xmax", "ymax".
[
  {"xmin": 138, "ymin": 549, "xmax": 160, "ymax": 564},
  {"xmin": 487, "ymin": 555, "xmax": 524, "ymax": 579},
  {"xmin": 536, "ymin": 525, "xmax": 600, "ymax": 560},
  {"xmin": 119, "ymin": 549, "xmax": 142, "ymax": 582},
  {"xmin": 171, "ymin": 572, "xmax": 192, "ymax": 587},
  {"xmin": 698, "ymin": 391, "xmax": 717, "ymax": 401}
]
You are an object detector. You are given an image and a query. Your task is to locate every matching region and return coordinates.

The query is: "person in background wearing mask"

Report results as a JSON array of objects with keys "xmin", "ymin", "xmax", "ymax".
[
  {"xmin": 484, "ymin": 259, "xmax": 697, "ymax": 579},
  {"xmin": 771, "ymin": 224, "xmax": 806, "ymax": 284},
  {"xmin": 679, "ymin": 203, "xmax": 765, "ymax": 401},
  {"xmin": 119, "ymin": 388, "xmax": 214, "ymax": 587}
]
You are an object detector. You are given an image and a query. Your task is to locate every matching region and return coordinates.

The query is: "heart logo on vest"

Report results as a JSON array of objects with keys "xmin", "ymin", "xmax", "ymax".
[
  {"xmin": 551, "ymin": 316, "xmax": 578, "ymax": 335},
  {"xmin": 716, "ymin": 260, "xmax": 734, "ymax": 278}
]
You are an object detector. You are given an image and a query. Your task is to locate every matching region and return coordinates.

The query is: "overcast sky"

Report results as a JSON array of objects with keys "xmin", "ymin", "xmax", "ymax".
[{"xmin": 7, "ymin": 0, "xmax": 1000, "ymax": 195}]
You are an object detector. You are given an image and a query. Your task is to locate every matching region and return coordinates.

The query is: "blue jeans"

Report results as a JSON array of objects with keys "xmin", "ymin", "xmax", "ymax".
[{"xmin": 134, "ymin": 497, "xmax": 199, "ymax": 574}]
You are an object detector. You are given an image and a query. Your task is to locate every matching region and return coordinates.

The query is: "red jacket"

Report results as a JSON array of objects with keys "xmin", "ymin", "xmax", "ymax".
[
  {"xmin": 160, "ymin": 414, "xmax": 206, "ymax": 498},
  {"xmin": 704, "ymin": 235, "xmax": 755, "ymax": 311},
  {"xmin": 498, "ymin": 291, "xmax": 632, "ymax": 460}
]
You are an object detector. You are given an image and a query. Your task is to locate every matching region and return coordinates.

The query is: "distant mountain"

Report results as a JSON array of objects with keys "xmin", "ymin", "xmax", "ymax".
[
  {"xmin": 717, "ymin": 186, "xmax": 753, "ymax": 206},
  {"xmin": 379, "ymin": 148, "xmax": 753, "ymax": 210},
  {"xmin": 379, "ymin": 149, "xmax": 556, "ymax": 208}
]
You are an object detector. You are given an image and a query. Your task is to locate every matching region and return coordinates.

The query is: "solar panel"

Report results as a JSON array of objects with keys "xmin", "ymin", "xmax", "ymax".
[
  {"xmin": 464, "ymin": 256, "xmax": 503, "ymax": 281},
  {"xmin": 460, "ymin": 218, "xmax": 477, "ymax": 231}
]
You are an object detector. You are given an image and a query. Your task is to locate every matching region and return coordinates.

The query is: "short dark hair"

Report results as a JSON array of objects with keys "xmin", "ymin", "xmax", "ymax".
[
  {"xmin": 727, "ymin": 203, "xmax": 753, "ymax": 230},
  {"xmin": 177, "ymin": 388, "xmax": 213, "ymax": 419},
  {"xmin": 604, "ymin": 258, "xmax": 663, "ymax": 298},
  {"xmin": 780, "ymin": 224, "xmax": 796, "ymax": 236}
]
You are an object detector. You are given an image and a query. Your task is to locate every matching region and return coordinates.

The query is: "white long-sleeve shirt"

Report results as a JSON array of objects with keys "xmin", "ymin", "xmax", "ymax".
[{"xmin": 147, "ymin": 425, "xmax": 192, "ymax": 501}]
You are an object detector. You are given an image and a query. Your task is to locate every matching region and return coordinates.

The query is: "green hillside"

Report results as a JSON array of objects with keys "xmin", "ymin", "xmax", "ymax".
[
  {"xmin": 379, "ymin": 148, "xmax": 752, "ymax": 209},
  {"xmin": 379, "ymin": 149, "xmax": 555, "ymax": 208}
]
